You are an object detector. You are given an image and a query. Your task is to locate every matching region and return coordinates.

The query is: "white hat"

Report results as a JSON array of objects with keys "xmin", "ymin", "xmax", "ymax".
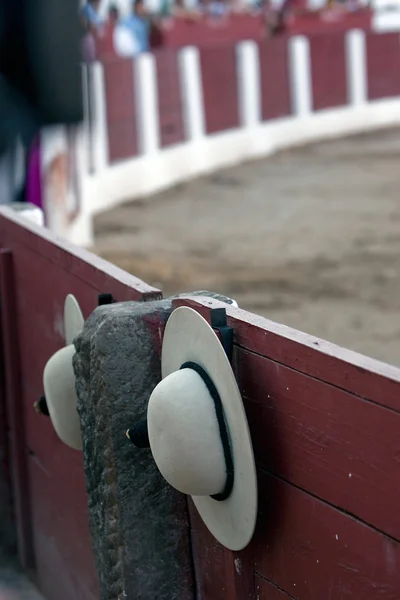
[
  {"xmin": 147, "ymin": 307, "xmax": 257, "ymax": 551},
  {"xmin": 42, "ymin": 295, "xmax": 84, "ymax": 450}
]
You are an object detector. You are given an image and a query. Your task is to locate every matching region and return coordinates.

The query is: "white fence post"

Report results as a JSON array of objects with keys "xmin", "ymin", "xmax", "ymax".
[
  {"xmin": 135, "ymin": 53, "xmax": 160, "ymax": 155},
  {"xmin": 179, "ymin": 46, "xmax": 206, "ymax": 141},
  {"xmin": 289, "ymin": 36, "xmax": 312, "ymax": 117},
  {"xmin": 91, "ymin": 62, "xmax": 109, "ymax": 172},
  {"xmin": 346, "ymin": 30, "xmax": 367, "ymax": 106},
  {"xmin": 236, "ymin": 41, "xmax": 261, "ymax": 128}
]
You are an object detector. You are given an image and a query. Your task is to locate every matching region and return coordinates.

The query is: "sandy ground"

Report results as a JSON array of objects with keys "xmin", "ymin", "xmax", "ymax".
[{"xmin": 94, "ymin": 128, "xmax": 400, "ymax": 367}]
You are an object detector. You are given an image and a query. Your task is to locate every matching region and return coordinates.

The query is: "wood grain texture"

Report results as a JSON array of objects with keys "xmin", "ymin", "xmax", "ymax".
[
  {"xmin": 238, "ymin": 347, "xmax": 400, "ymax": 540},
  {"xmin": 190, "ymin": 502, "xmax": 256, "ymax": 600},
  {"xmin": 0, "ymin": 207, "xmax": 161, "ymax": 302},
  {"xmin": 174, "ymin": 296, "xmax": 400, "ymax": 600},
  {"xmin": 254, "ymin": 472, "xmax": 400, "ymax": 600},
  {"xmin": 172, "ymin": 296, "xmax": 400, "ymax": 412},
  {"xmin": 255, "ymin": 575, "xmax": 296, "ymax": 600},
  {"xmin": 0, "ymin": 209, "xmax": 162, "ymax": 600}
]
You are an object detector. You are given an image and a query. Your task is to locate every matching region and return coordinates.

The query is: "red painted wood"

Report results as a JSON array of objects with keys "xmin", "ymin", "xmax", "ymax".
[
  {"xmin": 287, "ymin": 9, "xmax": 371, "ymax": 36},
  {"xmin": 238, "ymin": 347, "xmax": 400, "ymax": 540},
  {"xmin": 255, "ymin": 575, "xmax": 294, "ymax": 600},
  {"xmin": 253, "ymin": 473, "xmax": 400, "ymax": 600},
  {"xmin": 309, "ymin": 32, "xmax": 347, "ymax": 111},
  {"xmin": 0, "ymin": 251, "xmax": 33, "ymax": 569},
  {"xmin": 156, "ymin": 15, "xmax": 265, "ymax": 49},
  {"xmin": 172, "ymin": 296, "xmax": 400, "ymax": 599},
  {"xmin": 0, "ymin": 319, "xmax": 13, "ymax": 551},
  {"xmin": 190, "ymin": 525, "xmax": 256, "ymax": 600},
  {"xmin": 200, "ymin": 45, "xmax": 240, "ymax": 135},
  {"xmin": 0, "ymin": 208, "xmax": 162, "ymax": 600},
  {"xmin": 103, "ymin": 58, "xmax": 139, "ymax": 163},
  {"xmin": 366, "ymin": 32, "xmax": 400, "ymax": 100},
  {"xmin": 0, "ymin": 209, "xmax": 160, "ymax": 303},
  {"xmin": 259, "ymin": 38, "xmax": 292, "ymax": 121},
  {"xmin": 154, "ymin": 49, "xmax": 185, "ymax": 148},
  {"xmin": 172, "ymin": 296, "xmax": 400, "ymax": 413},
  {"xmin": 191, "ymin": 532, "xmax": 227, "ymax": 600}
]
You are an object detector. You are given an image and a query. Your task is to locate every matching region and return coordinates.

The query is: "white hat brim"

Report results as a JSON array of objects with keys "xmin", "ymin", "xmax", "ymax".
[
  {"xmin": 43, "ymin": 344, "xmax": 82, "ymax": 451},
  {"xmin": 162, "ymin": 307, "xmax": 257, "ymax": 551},
  {"xmin": 64, "ymin": 294, "xmax": 84, "ymax": 346}
]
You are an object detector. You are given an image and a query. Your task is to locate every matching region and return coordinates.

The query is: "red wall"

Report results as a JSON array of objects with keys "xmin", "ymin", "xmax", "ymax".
[
  {"xmin": 310, "ymin": 32, "xmax": 347, "ymax": 111},
  {"xmin": 200, "ymin": 45, "xmax": 240, "ymax": 134},
  {"xmin": 366, "ymin": 32, "xmax": 400, "ymax": 100},
  {"xmin": 103, "ymin": 59, "xmax": 139, "ymax": 163},
  {"xmin": 258, "ymin": 38, "xmax": 292, "ymax": 121},
  {"xmin": 155, "ymin": 14, "xmax": 265, "ymax": 49},
  {"xmin": 154, "ymin": 49, "xmax": 186, "ymax": 148},
  {"xmin": 176, "ymin": 295, "xmax": 400, "ymax": 600},
  {"xmin": 100, "ymin": 31, "xmax": 400, "ymax": 166}
]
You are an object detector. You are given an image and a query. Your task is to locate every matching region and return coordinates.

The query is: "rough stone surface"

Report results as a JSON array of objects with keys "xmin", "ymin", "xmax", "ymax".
[{"xmin": 73, "ymin": 299, "xmax": 194, "ymax": 600}]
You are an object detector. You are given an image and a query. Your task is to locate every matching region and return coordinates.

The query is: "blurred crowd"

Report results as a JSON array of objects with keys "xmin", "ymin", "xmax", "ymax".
[
  {"xmin": 80, "ymin": 0, "xmax": 264, "ymax": 60},
  {"xmin": 80, "ymin": 0, "xmax": 368, "ymax": 60}
]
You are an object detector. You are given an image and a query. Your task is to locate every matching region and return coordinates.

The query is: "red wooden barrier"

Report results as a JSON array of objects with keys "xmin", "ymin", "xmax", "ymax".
[
  {"xmin": 287, "ymin": 8, "xmax": 371, "ymax": 36},
  {"xmin": 157, "ymin": 14, "xmax": 265, "ymax": 49},
  {"xmin": 154, "ymin": 49, "xmax": 186, "ymax": 148},
  {"xmin": 0, "ymin": 209, "xmax": 161, "ymax": 600},
  {"xmin": 200, "ymin": 45, "xmax": 240, "ymax": 134},
  {"xmin": 103, "ymin": 59, "xmax": 139, "ymax": 163},
  {"xmin": 2, "ymin": 210, "xmax": 400, "ymax": 599},
  {"xmin": 258, "ymin": 38, "xmax": 292, "ymax": 121},
  {"xmin": 310, "ymin": 32, "xmax": 347, "ymax": 111},
  {"xmin": 366, "ymin": 32, "xmax": 400, "ymax": 100},
  {"xmin": 173, "ymin": 295, "xmax": 400, "ymax": 600}
]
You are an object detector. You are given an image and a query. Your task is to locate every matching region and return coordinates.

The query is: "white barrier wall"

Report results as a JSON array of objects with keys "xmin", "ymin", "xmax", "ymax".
[{"xmin": 42, "ymin": 30, "xmax": 400, "ymax": 246}]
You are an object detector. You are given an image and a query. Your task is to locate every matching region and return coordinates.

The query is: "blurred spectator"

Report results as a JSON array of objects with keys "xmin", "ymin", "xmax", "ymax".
[
  {"xmin": 108, "ymin": 3, "xmax": 120, "ymax": 24},
  {"xmin": 81, "ymin": 0, "xmax": 105, "ymax": 30},
  {"xmin": 122, "ymin": 0, "xmax": 151, "ymax": 52},
  {"xmin": 208, "ymin": 0, "xmax": 230, "ymax": 18}
]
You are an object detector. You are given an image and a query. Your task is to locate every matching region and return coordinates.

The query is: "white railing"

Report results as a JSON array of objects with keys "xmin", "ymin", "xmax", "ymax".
[{"xmin": 41, "ymin": 30, "xmax": 400, "ymax": 246}]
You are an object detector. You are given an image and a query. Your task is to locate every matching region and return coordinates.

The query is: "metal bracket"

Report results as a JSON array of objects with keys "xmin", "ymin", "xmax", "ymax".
[
  {"xmin": 210, "ymin": 308, "xmax": 234, "ymax": 363},
  {"xmin": 98, "ymin": 293, "xmax": 114, "ymax": 306}
]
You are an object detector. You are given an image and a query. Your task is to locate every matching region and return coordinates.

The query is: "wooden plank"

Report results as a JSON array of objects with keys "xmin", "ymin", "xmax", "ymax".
[
  {"xmin": 309, "ymin": 33, "xmax": 347, "ymax": 111},
  {"xmin": 0, "ymin": 207, "xmax": 161, "ymax": 302},
  {"xmin": 0, "ymin": 250, "xmax": 33, "ymax": 569},
  {"xmin": 238, "ymin": 347, "xmax": 400, "ymax": 541},
  {"xmin": 200, "ymin": 46, "xmax": 240, "ymax": 135},
  {"xmin": 189, "ymin": 500, "xmax": 256, "ymax": 600},
  {"xmin": 173, "ymin": 296, "xmax": 400, "ymax": 539},
  {"xmin": 258, "ymin": 38, "xmax": 292, "ymax": 121},
  {"xmin": 29, "ymin": 457, "xmax": 98, "ymax": 600},
  {"xmin": 154, "ymin": 49, "xmax": 185, "ymax": 148},
  {"xmin": 190, "ymin": 527, "xmax": 256, "ymax": 600},
  {"xmin": 171, "ymin": 296, "xmax": 400, "ymax": 413},
  {"xmin": 255, "ymin": 575, "xmax": 296, "ymax": 600},
  {"xmin": 103, "ymin": 59, "xmax": 139, "ymax": 162},
  {"xmin": 366, "ymin": 32, "xmax": 400, "ymax": 100},
  {"xmin": 254, "ymin": 472, "xmax": 400, "ymax": 600}
]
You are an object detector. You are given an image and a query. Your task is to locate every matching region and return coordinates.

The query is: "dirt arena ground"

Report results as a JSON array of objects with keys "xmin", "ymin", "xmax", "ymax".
[{"xmin": 94, "ymin": 128, "xmax": 400, "ymax": 367}]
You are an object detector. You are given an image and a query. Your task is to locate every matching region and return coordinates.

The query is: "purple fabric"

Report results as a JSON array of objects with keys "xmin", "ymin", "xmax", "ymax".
[{"xmin": 26, "ymin": 137, "xmax": 42, "ymax": 209}]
